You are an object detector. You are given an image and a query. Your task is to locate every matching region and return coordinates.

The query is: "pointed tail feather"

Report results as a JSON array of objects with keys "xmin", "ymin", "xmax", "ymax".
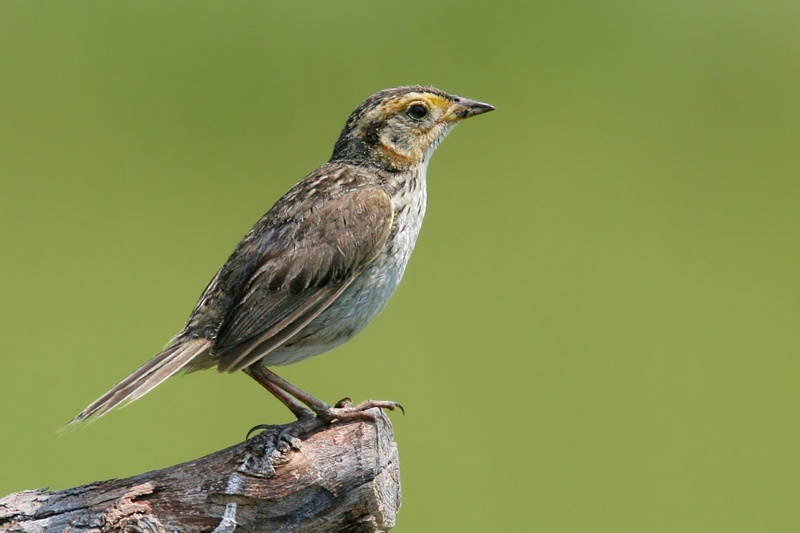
[{"xmin": 66, "ymin": 338, "xmax": 211, "ymax": 427}]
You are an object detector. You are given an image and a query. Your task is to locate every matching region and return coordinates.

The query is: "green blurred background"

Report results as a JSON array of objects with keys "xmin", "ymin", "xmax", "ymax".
[{"xmin": 1, "ymin": 1, "xmax": 799, "ymax": 531}]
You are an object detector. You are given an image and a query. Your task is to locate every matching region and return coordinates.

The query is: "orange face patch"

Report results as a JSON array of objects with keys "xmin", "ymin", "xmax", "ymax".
[{"xmin": 375, "ymin": 93, "xmax": 452, "ymax": 117}]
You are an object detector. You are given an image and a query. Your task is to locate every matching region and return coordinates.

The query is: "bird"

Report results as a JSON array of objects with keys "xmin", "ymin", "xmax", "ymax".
[{"xmin": 68, "ymin": 85, "xmax": 494, "ymax": 427}]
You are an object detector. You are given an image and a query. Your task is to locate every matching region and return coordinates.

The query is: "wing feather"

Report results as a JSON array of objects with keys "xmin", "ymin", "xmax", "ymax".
[{"xmin": 213, "ymin": 185, "xmax": 394, "ymax": 372}]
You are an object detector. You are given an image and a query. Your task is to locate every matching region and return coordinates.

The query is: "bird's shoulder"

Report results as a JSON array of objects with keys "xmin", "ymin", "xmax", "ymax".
[{"xmin": 236, "ymin": 162, "xmax": 393, "ymax": 263}]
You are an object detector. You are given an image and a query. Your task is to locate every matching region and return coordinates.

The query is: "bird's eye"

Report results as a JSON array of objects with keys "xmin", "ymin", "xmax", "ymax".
[{"xmin": 407, "ymin": 104, "xmax": 428, "ymax": 120}]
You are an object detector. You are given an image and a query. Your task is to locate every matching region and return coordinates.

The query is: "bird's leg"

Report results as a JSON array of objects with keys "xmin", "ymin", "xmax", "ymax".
[
  {"xmin": 246, "ymin": 364, "xmax": 332, "ymax": 415},
  {"xmin": 244, "ymin": 365, "xmax": 314, "ymax": 420},
  {"xmin": 245, "ymin": 365, "xmax": 327, "ymax": 446},
  {"xmin": 247, "ymin": 364, "xmax": 403, "ymax": 422}
]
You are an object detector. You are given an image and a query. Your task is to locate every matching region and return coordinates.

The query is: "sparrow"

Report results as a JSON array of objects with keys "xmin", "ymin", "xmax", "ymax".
[{"xmin": 68, "ymin": 85, "xmax": 494, "ymax": 427}]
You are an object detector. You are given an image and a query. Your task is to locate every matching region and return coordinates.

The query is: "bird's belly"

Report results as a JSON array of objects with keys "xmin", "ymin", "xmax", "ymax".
[{"xmin": 262, "ymin": 193, "xmax": 425, "ymax": 367}]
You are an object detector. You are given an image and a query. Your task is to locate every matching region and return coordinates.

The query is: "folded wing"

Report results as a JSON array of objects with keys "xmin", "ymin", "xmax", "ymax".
[{"xmin": 213, "ymin": 186, "xmax": 394, "ymax": 372}]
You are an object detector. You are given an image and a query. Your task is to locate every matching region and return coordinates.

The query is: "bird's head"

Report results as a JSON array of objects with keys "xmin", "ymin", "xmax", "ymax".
[{"xmin": 331, "ymin": 86, "xmax": 494, "ymax": 172}]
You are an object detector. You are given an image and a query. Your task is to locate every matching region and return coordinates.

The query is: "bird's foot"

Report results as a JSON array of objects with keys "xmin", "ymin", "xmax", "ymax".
[
  {"xmin": 315, "ymin": 397, "xmax": 404, "ymax": 423},
  {"xmin": 245, "ymin": 398, "xmax": 402, "ymax": 450},
  {"xmin": 246, "ymin": 412, "xmax": 325, "ymax": 452}
]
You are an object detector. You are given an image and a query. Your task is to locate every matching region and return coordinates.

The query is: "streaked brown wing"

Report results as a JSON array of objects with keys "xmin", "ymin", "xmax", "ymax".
[{"xmin": 214, "ymin": 186, "xmax": 394, "ymax": 372}]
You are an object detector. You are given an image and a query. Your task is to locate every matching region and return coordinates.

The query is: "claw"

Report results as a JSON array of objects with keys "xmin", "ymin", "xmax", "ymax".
[
  {"xmin": 275, "ymin": 426, "xmax": 301, "ymax": 452},
  {"xmin": 246, "ymin": 423, "xmax": 273, "ymax": 440},
  {"xmin": 334, "ymin": 397, "xmax": 353, "ymax": 408},
  {"xmin": 246, "ymin": 413, "xmax": 325, "ymax": 450},
  {"xmin": 245, "ymin": 423, "xmax": 299, "ymax": 452}
]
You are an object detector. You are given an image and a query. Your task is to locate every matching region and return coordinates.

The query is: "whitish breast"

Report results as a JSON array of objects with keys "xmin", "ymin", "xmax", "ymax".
[{"xmin": 262, "ymin": 170, "xmax": 428, "ymax": 366}]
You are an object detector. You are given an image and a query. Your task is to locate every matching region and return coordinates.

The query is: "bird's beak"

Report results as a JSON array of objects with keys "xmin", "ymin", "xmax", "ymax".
[{"xmin": 445, "ymin": 97, "xmax": 495, "ymax": 122}]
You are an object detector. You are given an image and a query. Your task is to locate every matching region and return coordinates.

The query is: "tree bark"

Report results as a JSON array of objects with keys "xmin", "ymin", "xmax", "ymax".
[{"xmin": 0, "ymin": 410, "xmax": 400, "ymax": 533}]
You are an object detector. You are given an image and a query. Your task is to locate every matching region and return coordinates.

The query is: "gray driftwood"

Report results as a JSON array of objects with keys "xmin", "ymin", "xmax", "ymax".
[{"xmin": 0, "ymin": 410, "xmax": 400, "ymax": 532}]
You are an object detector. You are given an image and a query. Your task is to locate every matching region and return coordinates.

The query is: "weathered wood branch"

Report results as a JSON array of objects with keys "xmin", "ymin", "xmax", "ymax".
[{"xmin": 0, "ymin": 410, "xmax": 400, "ymax": 532}]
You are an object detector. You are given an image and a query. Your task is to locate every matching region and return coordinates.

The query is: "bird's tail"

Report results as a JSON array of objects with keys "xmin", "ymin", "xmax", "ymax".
[{"xmin": 65, "ymin": 338, "xmax": 211, "ymax": 427}]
